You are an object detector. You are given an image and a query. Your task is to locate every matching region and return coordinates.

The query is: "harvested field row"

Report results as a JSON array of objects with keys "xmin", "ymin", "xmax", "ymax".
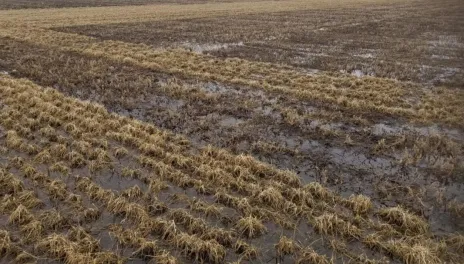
[
  {"xmin": 0, "ymin": 165, "xmax": 123, "ymax": 263},
  {"xmin": 0, "ymin": 0, "xmax": 268, "ymax": 10},
  {"xmin": 1, "ymin": 74, "xmax": 462, "ymax": 263},
  {"xmin": 0, "ymin": 0, "xmax": 408, "ymax": 27},
  {"xmin": 1, "ymin": 35, "xmax": 462, "ymax": 237},
  {"xmin": 1, "ymin": 27, "xmax": 463, "ymax": 128},
  {"xmin": 57, "ymin": 0, "xmax": 464, "ymax": 86},
  {"xmin": 1, "ymin": 0, "xmax": 463, "ymax": 263}
]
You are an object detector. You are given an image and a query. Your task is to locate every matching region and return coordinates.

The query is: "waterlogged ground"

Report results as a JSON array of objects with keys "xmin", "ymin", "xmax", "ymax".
[
  {"xmin": 58, "ymin": 0, "xmax": 464, "ymax": 86},
  {"xmin": 0, "ymin": 0, "xmax": 463, "ymax": 263},
  {"xmin": 0, "ymin": 0, "xmax": 265, "ymax": 9},
  {"xmin": 1, "ymin": 37, "xmax": 463, "ymax": 234}
]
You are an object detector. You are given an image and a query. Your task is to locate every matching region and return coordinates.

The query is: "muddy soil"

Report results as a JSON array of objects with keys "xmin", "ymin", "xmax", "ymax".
[
  {"xmin": 1, "ymin": 1, "xmax": 464, "ymax": 262},
  {"xmin": 57, "ymin": 0, "xmax": 464, "ymax": 87},
  {"xmin": 1, "ymin": 36, "xmax": 463, "ymax": 236},
  {"xmin": 0, "ymin": 0, "xmax": 264, "ymax": 9},
  {"xmin": 106, "ymin": 80, "xmax": 464, "ymax": 234}
]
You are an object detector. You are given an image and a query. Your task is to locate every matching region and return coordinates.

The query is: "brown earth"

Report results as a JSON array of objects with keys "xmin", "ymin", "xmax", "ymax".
[
  {"xmin": 0, "ymin": 0, "xmax": 463, "ymax": 263},
  {"xmin": 0, "ymin": 0, "xmax": 267, "ymax": 9},
  {"xmin": 57, "ymin": 0, "xmax": 464, "ymax": 86}
]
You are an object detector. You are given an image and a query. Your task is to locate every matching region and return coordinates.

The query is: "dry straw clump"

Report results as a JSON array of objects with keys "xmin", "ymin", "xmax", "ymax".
[
  {"xmin": 446, "ymin": 234, "xmax": 464, "ymax": 254},
  {"xmin": 92, "ymin": 251, "xmax": 122, "ymax": 264},
  {"xmin": 34, "ymin": 149, "xmax": 52, "ymax": 164},
  {"xmin": 6, "ymin": 130, "xmax": 23, "ymax": 149},
  {"xmin": 66, "ymin": 151, "xmax": 86, "ymax": 168},
  {"xmin": 385, "ymin": 239, "xmax": 441, "ymax": 264},
  {"xmin": 121, "ymin": 185, "xmax": 143, "ymax": 200},
  {"xmin": 304, "ymin": 182, "xmax": 335, "ymax": 202},
  {"xmin": 0, "ymin": 169, "xmax": 24, "ymax": 195},
  {"xmin": 296, "ymin": 247, "xmax": 332, "ymax": 264},
  {"xmin": 114, "ymin": 147, "xmax": 129, "ymax": 158},
  {"xmin": 109, "ymin": 224, "xmax": 140, "ymax": 247},
  {"xmin": 21, "ymin": 164, "xmax": 37, "ymax": 179},
  {"xmin": 132, "ymin": 240, "xmax": 157, "ymax": 259},
  {"xmin": 8, "ymin": 156, "xmax": 25, "ymax": 169},
  {"xmin": 9, "ymin": 205, "xmax": 34, "ymax": 225},
  {"xmin": 146, "ymin": 200, "xmax": 168, "ymax": 216},
  {"xmin": 235, "ymin": 215, "xmax": 267, "ymax": 238},
  {"xmin": 311, "ymin": 213, "xmax": 361, "ymax": 238},
  {"xmin": 16, "ymin": 191, "xmax": 43, "ymax": 209},
  {"xmin": 188, "ymin": 199, "xmax": 222, "ymax": 218},
  {"xmin": 147, "ymin": 178, "xmax": 169, "ymax": 193},
  {"xmin": 68, "ymin": 227, "xmax": 100, "ymax": 253},
  {"xmin": 39, "ymin": 209, "xmax": 66, "ymax": 230},
  {"xmin": 35, "ymin": 234, "xmax": 73, "ymax": 260},
  {"xmin": 174, "ymin": 233, "xmax": 226, "ymax": 263},
  {"xmin": 20, "ymin": 220, "xmax": 44, "ymax": 242},
  {"xmin": 234, "ymin": 240, "xmax": 258, "ymax": 260},
  {"xmin": 14, "ymin": 251, "xmax": 36, "ymax": 263},
  {"xmin": 154, "ymin": 250, "xmax": 178, "ymax": 264},
  {"xmin": 49, "ymin": 162, "xmax": 70, "ymax": 176},
  {"xmin": 121, "ymin": 167, "xmax": 141, "ymax": 178},
  {"xmin": 257, "ymin": 187, "xmax": 285, "ymax": 207},
  {"xmin": 346, "ymin": 194, "xmax": 372, "ymax": 215},
  {"xmin": 378, "ymin": 206, "xmax": 428, "ymax": 235},
  {"xmin": 275, "ymin": 236, "xmax": 299, "ymax": 256},
  {"xmin": 169, "ymin": 209, "xmax": 207, "ymax": 234},
  {"xmin": 0, "ymin": 230, "xmax": 13, "ymax": 256}
]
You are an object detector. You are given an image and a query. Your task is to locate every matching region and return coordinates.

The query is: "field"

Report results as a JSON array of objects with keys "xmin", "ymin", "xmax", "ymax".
[{"xmin": 0, "ymin": 0, "xmax": 463, "ymax": 263}]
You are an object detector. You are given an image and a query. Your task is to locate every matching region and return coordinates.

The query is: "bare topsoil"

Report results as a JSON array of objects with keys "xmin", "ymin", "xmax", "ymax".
[
  {"xmin": 57, "ymin": 0, "xmax": 464, "ymax": 86},
  {"xmin": 0, "ymin": 0, "xmax": 463, "ymax": 263},
  {"xmin": 0, "ymin": 0, "xmax": 265, "ymax": 9}
]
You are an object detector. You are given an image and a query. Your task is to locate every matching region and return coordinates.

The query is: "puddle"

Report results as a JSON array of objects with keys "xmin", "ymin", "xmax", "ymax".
[
  {"xmin": 220, "ymin": 116, "xmax": 245, "ymax": 127},
  {"xmin": 371, "ymin": 123, "xmax": 400, "ymax": 136},
  {"xmin": 428, "ymin": 66, "xmax": 461, "ymax": 84},
  {"xmin": 200, "ymin": 81, "xmax": 238, "ymax": 94},
  {"xmin": 301, "ymin": 51, "xmax": 330, "ymax": 57},
  {"xmin": 371, "ymin": 123, "xmax": 464, "ymax": 141},
  {"xmin": 149, "ymin": 94, "xmax": 184, "ymax": 111},
  {"xmin": 309, "ymin": 120, "xmax": 342, "ymax": 130},
  {"xmin": 431, "ymin": 54, "xmax": 451, "ymax": 60},
  {"xmin": 351, "ymin": 69, "xmax": 365, "ymax": 77},
  {"xmin": 264, "ymin": 35, "xmax": 278, "ymax": 41},
  {"xmin": 113, "ymin": 93, "xmax": 184, "ymax": 120},
  {"xmin": 429, "ymin": 35, "xmax": 463, "ymax": 48},
  {"xmin": 329, "ymin": 147, "xmax": 395, "ymax": 175},
  {"xmin": 256, "ymin": 105, "xmax": 275, "ymax": 116},
  {"xmin": 303, "ymin": 68, "xmax": 321, "ymax": 75},
  {"xmin": 354, "ymin": 53, "xmax": 375, "ymax": 59},
  {"xmin": 179, "ymin": 41, "xmax": 244, "ymax": 53},
  {"xmin": 299, "ymin": 139, "xmax": 322, "ymax": 152}
]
